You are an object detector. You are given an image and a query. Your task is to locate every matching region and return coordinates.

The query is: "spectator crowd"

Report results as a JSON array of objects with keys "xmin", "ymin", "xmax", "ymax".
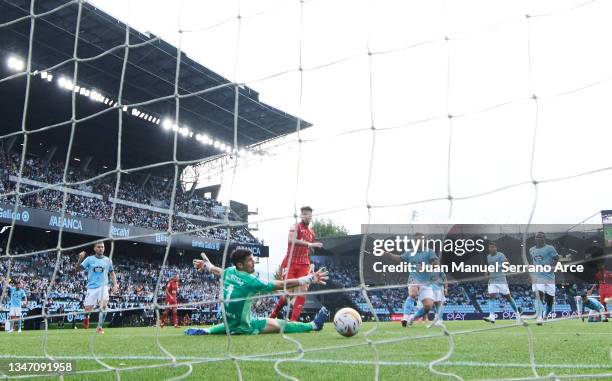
[{"xmin": 0, "ymin": 151, "xmax": 259, "ymax": 244}]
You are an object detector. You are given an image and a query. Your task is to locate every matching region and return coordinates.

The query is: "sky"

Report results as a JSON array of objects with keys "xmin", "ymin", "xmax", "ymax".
[{"xmin": 89, "ymin": 0, "xmax": 612, "ymax": 274}]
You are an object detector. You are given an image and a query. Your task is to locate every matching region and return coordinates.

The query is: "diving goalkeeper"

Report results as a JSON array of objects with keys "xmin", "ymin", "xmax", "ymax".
[{"xmin": 185, "ymin": 249, "xmax": 329, "ymax": 336}]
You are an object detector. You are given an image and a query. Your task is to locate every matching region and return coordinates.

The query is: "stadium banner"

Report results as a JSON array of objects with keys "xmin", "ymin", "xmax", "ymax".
[
  {"xmin": 389, "ymin": 311, "xmax": 581, "ymax": 321},
  {"xmin": 0, "ymin": 203, "xmax": 268, "ymax": 257},
  {"xmin": 359, "ymin": 224, "xmax": 601, "ymax": 285},
  {"xmin": 601, "ymin": 210, "xmax": 612, "ymax": 251}
]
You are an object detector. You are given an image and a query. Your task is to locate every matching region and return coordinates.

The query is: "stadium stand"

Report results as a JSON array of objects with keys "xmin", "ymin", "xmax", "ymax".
[
  {"xmin": 0, "ymin": 150, "xmax": 259, "ymax": 244},
  {"xmin": 0, "ymin": 241, "xmax": 277, "ymax": 326}
]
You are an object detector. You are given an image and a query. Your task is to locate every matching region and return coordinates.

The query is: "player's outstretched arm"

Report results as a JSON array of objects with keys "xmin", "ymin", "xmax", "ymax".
[
  {"xmin": 271, "ymin": 268, "xmax": 329, "ymax": 290},
  {"xmin": 76, "ymin": 251, "xmax": 86, "ymax": 271},
  {"xmin": 193, "ymin": 252, "xmax": 223, "ymax": 276}
]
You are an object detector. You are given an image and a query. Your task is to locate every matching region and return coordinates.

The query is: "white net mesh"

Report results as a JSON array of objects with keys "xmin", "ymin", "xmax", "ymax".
[{"xmin": 0, "ymin": 0, "xmax": 611, "ymax": 380}]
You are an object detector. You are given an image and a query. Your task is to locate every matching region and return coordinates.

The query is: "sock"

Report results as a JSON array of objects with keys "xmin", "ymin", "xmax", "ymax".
[
  {"xmin": 403, "ymin": 296, "xmax": 415, "ymax": 319},
  {"xmin": 269, "ymin": 297, "xmax": 287, "ymax": 319},
  {"xmin": 488, "ymin": 299, "xmax": 497, "ymax": 317},
  {"xmin": 172, "ymin": 308, "xmax": 178, "ymax": 326},
  {"xmin": 436, "ymin": 304, "xmax": 445, "ymax": 321},
  {"xmin": 17, "ymin": 319, "xmax": 22, "ymax": 331},
  {"xmin": 534, "ymin": 296, "xmax": 543, "ymax": 319},
  {"xmin": 413, "ymin": 307, "xmax": 428, "ymax": 320},
  {"xmin": 290, "ymin": 296, "xmax": 306, "ymax": 321},
  {"xmin": 97, "ymin": 311, "xmax": 106, "ymax": 329},
  {"xmin": 279, "ymin": 320, "xmax": 313, "ymax": 333},
  {"xmin": 507, "ymin": 297, "xmax": 519, "ymax": 313},
  {"xmin": 6, "ymin": 319, "xmax": 12, "ymax": 331},
  {"xmin": 160, "ymin": 310, "xmax": 168, "ymax": 325},
  {"xmin": 83, "ymin": 314, "xmax": 90, "ymax": 329},
  {"xmin": 545, "ymin": 300, "xmax": 553, "ymax": 318}
]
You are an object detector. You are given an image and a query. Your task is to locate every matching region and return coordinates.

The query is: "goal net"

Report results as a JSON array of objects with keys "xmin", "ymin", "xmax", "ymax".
[{"xmin": 0, "ymin": 0, "xmax": 611, "ymax": 380}]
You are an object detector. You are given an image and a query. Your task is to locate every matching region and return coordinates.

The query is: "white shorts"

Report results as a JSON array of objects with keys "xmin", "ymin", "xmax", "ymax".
[
  {"xmin": 432, "ymin": 286, "xmax": 445, "ymax": 303},
  {"xmin": 9, "ymin": 307, "xmax": 22, "ymax": 316},
  {"xmin": 84, "ymin": 286, "xmax": 109, "ymax": 307},
  {"xmin": 409, "ymin": 283, "xmax": 434, "ymax": 301},
  {"xmin": 532, "ymin": 283, "xmax": 555, "ymax": 297},
  {"xmin": 488, "ymin": 283, "xmax": 510, "ymax": 295}
]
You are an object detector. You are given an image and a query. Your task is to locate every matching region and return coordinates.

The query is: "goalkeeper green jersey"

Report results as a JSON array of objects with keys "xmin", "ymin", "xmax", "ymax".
[{"xmin": 222, "ymin": 266, "xmax": 276, "ymax": 334}]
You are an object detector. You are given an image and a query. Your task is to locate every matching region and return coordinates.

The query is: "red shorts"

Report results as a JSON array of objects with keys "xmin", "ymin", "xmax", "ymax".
[
  {"xmin": 600, "ymin": 289, "xmax": 612, "ymax": 305},
  {"xmin": 165, "ymin": 298, "xmax": 177, "ymax": 307},
  {"xmin": 280, "ymin": 259, "xmax": 310, "ymax": 280}
]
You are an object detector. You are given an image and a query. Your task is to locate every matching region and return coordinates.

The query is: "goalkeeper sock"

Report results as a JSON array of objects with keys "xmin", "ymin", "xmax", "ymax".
[
  {"xmin": 507, "ymin": 297, "xmax": 519, "ymax": 313},
  {"xmin": 98, "ymin": 311, "xmax": 106, "ymax": 329},
  {"xmin": 290, "ymin": 296, "xmax": 306, "ymax": 321},
  {"xmin": 402, "ymin": 296, "xmax": 415, "ymax": 319},
  {"xmin": 279, "ymin": 320, "xmax": 313, "ymax": 333},
  {"xmin": 83, "ymin": 314, "xmax": 90, "ymax": 329},
  {"xmin": 488, "ymin": 299, "xmax": 497, "ymax": 317}
]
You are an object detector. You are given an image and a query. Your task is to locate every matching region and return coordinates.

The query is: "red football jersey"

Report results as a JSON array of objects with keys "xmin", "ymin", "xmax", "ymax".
[
  {"xmin": 285, "ymin": 222, "xmax": 315, "ymax": 265},
  {"xmin": 595, "ymin": 269, "xmax": 612, "ymax": 293},
  {"xmin": 166, "ymin": 279, "xmax": 179, "ymax": 301}
]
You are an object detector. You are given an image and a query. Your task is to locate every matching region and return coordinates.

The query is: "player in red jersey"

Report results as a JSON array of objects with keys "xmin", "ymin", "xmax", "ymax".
[
  {"xmin": 588, "ymin": 262, "xmax": 612, "ymax": 320},
  {"xmin": 160, "ymin": 274, "xmax": 180, "ymax": 328},
  {"xmin": 269, "ymin": 206, "xmax": 323, "ymax": 321}
]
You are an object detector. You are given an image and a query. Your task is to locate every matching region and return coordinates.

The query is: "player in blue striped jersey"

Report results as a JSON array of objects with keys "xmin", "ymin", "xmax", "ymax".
[
  {"xmin": 484, "ymin": 242, "xmax": 522, "ymax": 324},
  {"xmin": 529, "ymin": 232, "xmax": 559, "ymax": 325},
  {"xmin": 7, "ymin": 280, "xmax": 27, "ymax": 333},
  {"xmin": 431, "ymin": 270, "xmax": 447, "ymax": 326},
  {"xmin": 382, "ymin": 233, "xmax": 438, "ymax": 327}
]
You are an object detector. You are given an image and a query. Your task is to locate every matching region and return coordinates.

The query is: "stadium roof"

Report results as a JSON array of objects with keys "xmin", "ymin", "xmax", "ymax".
[{"xmin": 0, "ymin": 0, "xmax": 311, "ymax": 173}]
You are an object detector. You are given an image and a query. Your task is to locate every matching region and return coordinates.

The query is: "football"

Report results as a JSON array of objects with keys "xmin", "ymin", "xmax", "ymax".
[{"xmin": 333, "ymin": 307, "xmax": 362, "ymax": 337}]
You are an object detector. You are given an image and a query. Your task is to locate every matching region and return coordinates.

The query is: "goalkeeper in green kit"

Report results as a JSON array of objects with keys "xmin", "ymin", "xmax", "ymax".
[{"xmin": 186, "ymin": 249, "xmax": 330, "ymax": 336}]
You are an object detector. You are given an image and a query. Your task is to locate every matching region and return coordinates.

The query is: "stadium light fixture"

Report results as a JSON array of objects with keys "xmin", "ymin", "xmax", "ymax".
[
  {"xmin": 7, "ymin": 56, "xmax": 25, "ymax": 72},
  {"xmin": 122, "ymin": 106, "xmax": 128, "ymax": 112},
  {"xmin": 225, "ymin": 146, "xmax": 232, "ymax": 154},
  {"xmin": 239, "ymin": 149, "xmax": 246, "ymax": 157},
  {"xmin": 162, "ymin": 119, "xmax": 172, "ymax": 129},
  {"xmin": 46, "ymin": 74, "xmax": 53, "ymax": 82},
  {"xmin": 213, "ymin": 140, "xmax": 220, "ymax": 148},
  {"xmin": 220, "ymin": 143, "xmax": 226, "ymax": 151},
  {"xmin": 41, "ymin": 71, "xmax": 48, "ymax": 79}
]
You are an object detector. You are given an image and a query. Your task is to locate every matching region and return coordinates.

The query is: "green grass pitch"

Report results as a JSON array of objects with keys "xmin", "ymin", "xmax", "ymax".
[{"xmin": 0, "ymin": 320, "xmax": 610, "ymax": 380}]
